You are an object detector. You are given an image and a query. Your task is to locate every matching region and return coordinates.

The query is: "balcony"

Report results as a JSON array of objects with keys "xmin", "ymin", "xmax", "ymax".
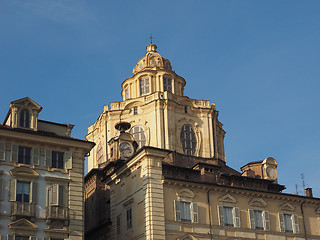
[
  {"xmin": 11, "ymin": 202, "xmax": 35, "ymax": 218},
  {"xmin": 46, "ymin": 205, "xmax": 69, "ymax": 221}
]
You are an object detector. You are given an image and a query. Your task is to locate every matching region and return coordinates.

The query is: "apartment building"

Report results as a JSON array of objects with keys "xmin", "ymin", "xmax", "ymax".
[{"xmin": 0, "ymin": 97, "xmax": 94, "ymax": 240}]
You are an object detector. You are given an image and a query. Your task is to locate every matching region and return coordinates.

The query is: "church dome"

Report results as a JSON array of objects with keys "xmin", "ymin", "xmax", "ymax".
[{"xmin": 133, "ymin": 43, "xmax": 172, "ymax": 74}]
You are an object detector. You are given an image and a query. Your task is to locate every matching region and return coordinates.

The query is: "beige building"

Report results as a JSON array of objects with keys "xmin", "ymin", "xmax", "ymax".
[
  {"xmin": 85, "ymin": 43, "xmax": 320, "ymax": 240},
  {"xmin": 0, "ymin": 97, "xmax": 94, "ymax": 240}
]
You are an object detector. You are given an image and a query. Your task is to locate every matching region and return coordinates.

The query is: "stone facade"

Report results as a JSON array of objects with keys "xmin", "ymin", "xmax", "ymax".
[
  {"xmin": 85, "ymin": 44, "xmax": 320, "ymax": 240},
  {"xmin": 0, "ymin": 97, "xmax": 94, "ymax": 240}
]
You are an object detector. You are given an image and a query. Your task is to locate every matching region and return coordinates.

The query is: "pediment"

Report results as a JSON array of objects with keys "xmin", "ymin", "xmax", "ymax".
[
  {"xmin": 249, "ymin": 198, "xmax": 267, "ymax": 208},
  {"xmin": 177, "ymin": 234, "xmax": 198, "ymax": 240},
  {"xmin": 10, "ymin": 166, "xmax": 39, "ymax": 180},
  {"xmin": 177, "ymin": 188, "xmax": 195, "ymax": 201},
  {"xmin": 279, "ymin": 202, "xmax": 295, "ymax": 211},
  {"xmin": 219, "ymin": 194, "xmax": 237, "ymax": 203},
  {"xmin": 315, "ymin": 207, "xmax": 320, "ymax": 214},
  {"xmin": 9, "ymin": 218, "xmax": 38, "ymax": 230},
  {"xmin": 11, "ymin": 97, "xmax": 42, "ymax": 111}
]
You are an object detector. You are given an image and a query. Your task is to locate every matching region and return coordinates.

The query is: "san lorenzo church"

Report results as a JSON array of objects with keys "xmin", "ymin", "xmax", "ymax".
[{"xmin": 85, "ymin": 43, "xmax": 320, "ymax": 240}]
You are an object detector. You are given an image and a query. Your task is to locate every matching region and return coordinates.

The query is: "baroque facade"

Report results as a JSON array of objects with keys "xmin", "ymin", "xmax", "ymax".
[
  {"xmin": 85, "ymin": 43, "xmax": 320, "ymax": 240},
  {"xmin": 0, "ymin": 97, "xmax": 94, "ymax": 240}
]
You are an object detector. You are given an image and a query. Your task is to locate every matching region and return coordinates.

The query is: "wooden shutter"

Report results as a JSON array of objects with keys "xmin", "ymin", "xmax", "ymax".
[
  {"xmin": 174, "ymin": 200, "xmax": 181, "ymax": 221},
  {"xmin": 45, "ymin": 149, "xmax": 52, "ymax": 167},
  {"xmin": 9, "ymin": 179, "xmax": 17, "ymax": 201},
  {"xmin": 263, "ymin": 211, "xmax": 270, "ymax": 231},
  {"xmin": 58, "ymin": 185, "xmax": 64, "ymax": 206},
  {"xmin": 0, "ymin": 142, "xmax": 5, "ymax": 161},
  {"xmin": 64, "ymin": 151, "xmax": 72, "ymax": 169},
  {"xmin": 191, "ymin": 202, "xmax": 198, "ymax": 223},
  {"xmin": 7, "ymin": 235, "xmax": 14, "ymax": 240},
  {"xmin": 279, "ymin": 213, "xmax": 285, "ymax": 232},
  {"xmin": 30, "ymin": 181, "xmax": 37, "ymax": 203},
  {"xmin": 248, "ymin": 209, "xmax": 255, "ymax": 229},
  {"xmin": 292, "ymin": 214, "xmax": 300, "ymax": 234},
  {"xmin": 51, "ymin": 184, "xmax": 59, "ymax": 205},
  {"xmin": 217, "ymin": 205, "xmax": 224, "ymax": 226},
  {"xmin": 31, "ymin": 147, "xmax": 40, "ymax": 165},
  {"xmin": 0, "ymin": 179, "xmax": 3, "ymax": 201},
  {"xmin": 233, "ymin": 207, "xmax": 241, "ymax": 228},
  {"xmin": 11, "ymin": 144, "xmax": 18, "ymax": 162}
]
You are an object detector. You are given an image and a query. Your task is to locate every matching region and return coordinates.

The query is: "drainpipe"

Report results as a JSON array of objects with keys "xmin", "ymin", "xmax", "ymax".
[
  {"xmin": 207, "ymin": 187, "xmax": 213, "ymax": 240},
  {"xmin": 300, "ymin": 200, "xmax": 307, "ymax": 240}
]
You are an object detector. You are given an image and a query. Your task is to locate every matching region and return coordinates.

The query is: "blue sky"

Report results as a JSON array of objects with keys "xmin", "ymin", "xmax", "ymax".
[{"xmin": 1, "ymin": 0, "xmax": 319, "ymax": 197}]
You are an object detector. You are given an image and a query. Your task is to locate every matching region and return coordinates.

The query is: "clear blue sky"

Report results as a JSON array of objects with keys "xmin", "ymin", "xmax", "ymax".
[{"xmin": 1, "ymin": 0, "xmax": 319, "ymax": 197}]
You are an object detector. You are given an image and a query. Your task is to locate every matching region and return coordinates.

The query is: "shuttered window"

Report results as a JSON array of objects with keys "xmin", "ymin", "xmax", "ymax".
[
  {"xmin": 217, "ymin": 205, "xmax": 241, "ymax": 228},
  {"xmin": 248, "ymin": 209, "xmax": 270, "ymax": 230},
  {"xmin": 180, "ymin": 124, "xmax": 197, "ymax": 156},
  {"xmin": 174, "ymin": 200, "xmax": 199, "ymax": 223},
  {"xmin": 16, "ymin": 181, "xmax": 30, "ymax": 203},
  {"xmin": 127, "ymin": 208, "xmax": 132, "ymax": 229},
  {"xmin": 130, "ymin": 126, "xmax": 146, "ymax": 149},
  {"xmin": 50, "ymin": 184, "xmax": 65, "ymax": 206},
  {"xmin": 279, "ymin": 213, "xmax": 299, "ymax": 233},
  {"xmin": 52, "ymin": 151, "xmax": 64, "ymax": 169}
]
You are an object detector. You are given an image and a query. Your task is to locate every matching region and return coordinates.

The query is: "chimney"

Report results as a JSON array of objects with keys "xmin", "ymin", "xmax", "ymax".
[{"xmin": 306, "ymin": 188, "xmax": 313, "ymax": 198}]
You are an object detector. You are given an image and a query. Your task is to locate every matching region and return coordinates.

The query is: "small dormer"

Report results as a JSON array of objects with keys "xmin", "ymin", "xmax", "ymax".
[{"xmin": 3, "ymin": 97, "xmax": 42, "ymax": 131}]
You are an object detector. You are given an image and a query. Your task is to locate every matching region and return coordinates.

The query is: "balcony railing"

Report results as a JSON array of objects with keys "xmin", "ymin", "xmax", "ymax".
[
  {"xmin": 11, "ymin": 202, "xmax": 35, "ymax": 217},
  {"xmin": 46, "ymin": 205, "xmax": 69, "ymax": 220}
]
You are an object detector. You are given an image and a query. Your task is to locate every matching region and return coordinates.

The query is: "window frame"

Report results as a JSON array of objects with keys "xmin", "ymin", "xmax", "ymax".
[
  {"xmin": 180, "ymin": 124, "xmax": 197, "ymax": 156},
  {"xmin": 51, "ymin": 151, "xmax": 64, "ymax": 169},
  {"xmin": 130, "ymin": 126, "xmax": 146, "ymax": 149},
  {"xmin": 126, "ymin": 207, "xmax": 132, "ymax": 230},
  {"xmin": 16, "ymin": 181, "xmax": 30, "ymax": 203},
  {"xmin": 163, "ymin": 76, "xmax": 172, "ymax": 92},
  {"xmin": 19, "ymin": 109, "xmax": 31, "ymax": 128},
  {"xmin": 18, "ymin": 146, "xmax": 31, "ymax": 165},
  {"xmin": 140, "ymin": 77, "xmax": 150, "ymax": 96}
]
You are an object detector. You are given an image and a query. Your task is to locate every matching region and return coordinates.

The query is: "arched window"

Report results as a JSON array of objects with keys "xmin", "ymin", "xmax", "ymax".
[
  {"xmin": 130, "ymin": 126, "xmax": 146, "ymax": 149},
  {"xmin": 19, "ymin": 109, "xmax": 30, "ymax": 128},
  {"xmin": 180, "ymin": 124, "xmax": 197, "ymax": 156},
  {"xmin": 96, "ymin": 142, "xmax": 103, "ymax": 166}
]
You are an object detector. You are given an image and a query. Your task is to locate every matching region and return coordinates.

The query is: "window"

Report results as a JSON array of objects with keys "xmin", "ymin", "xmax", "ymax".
[
  {"xmin": 184, "ymin": 106, "xmax": 188, "ymax": 113},
  {"xmin": 248, "ymin": 209, "xmax": 270, "ymax": 230},
  {"xmin": 174, "ymin": 200, "xmax": 198, "ymax": 223},
  {"xmin": 163, "ymin": 77, "xmax": 172, "ymax": 92},
  {"xmin": 18, "ymin": 146, "xmax": 31, "ymax": 164},
  {"xmin": 96, "ymin": 142, "xmax": 103, "ymax": 166},
  {"xmin": 125, "ymin": 87, "xmax": 130, "ymax": 99},
  {"xmin": 127, "ymin": 208, "xmax": 132, "ymax": 229},
  {"xmin": 133, "ymin": 107, "xmax": 138, "ymax": 115},
  {"xmin": 130, "ymin": 126, "xmax": 146, "ymax": 149},
  {"xmin": 19, "ymin": 109, "xmax": 30, "ymax": 128},
  {"xmin": 16, "ymin": 182, "xmax": 30, "ymax": 203},
  {"xmin": 45, "ymin": 150, "xmax": 72, "ymax": 169},
  {"xmin": 217, "ymin": 205, "xmax": 240, "ymax": 227},
  {"xmin": 49, "ymin": 184, "xmax": 64, "ymax": 206},
  {"xmin": 117, "ymin": 215, "xmax": 121, "ymax": 235},
  {"xmin": 279, "ymin": 213, "xmax": 299, "ymax": 233},
  {"xmin": 140, "ymin": 77, "xmax": 150, "ymax": 95},
  {"xmin": 52, "ymin": 151, "xmax": 64, "ymax": 169},
  {"xmin": 180, "ymin": 124, "xmax": 197, "ymax": 156}
]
